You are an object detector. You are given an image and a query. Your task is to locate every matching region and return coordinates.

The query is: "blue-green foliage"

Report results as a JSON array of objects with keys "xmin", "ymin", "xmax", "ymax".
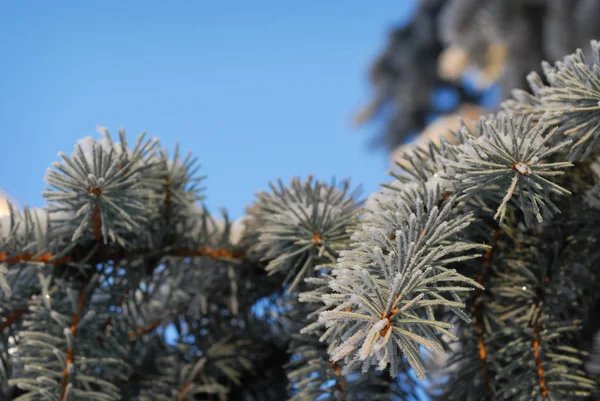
[{"xmin": 0, "ymin": 41, "xmax": 600, "ymax": 401}]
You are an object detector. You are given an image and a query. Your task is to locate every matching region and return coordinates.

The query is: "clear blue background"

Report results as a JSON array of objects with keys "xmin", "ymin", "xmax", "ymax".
[{"xmin": 0, "ymin": 0, "xmax": 418, "ymax": 220}]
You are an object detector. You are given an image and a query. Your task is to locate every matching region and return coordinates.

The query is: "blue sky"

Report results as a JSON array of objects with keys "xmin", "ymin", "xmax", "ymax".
[{"xmin": 0, "ymin": 1, "xmax": 418, "ymax": 220}]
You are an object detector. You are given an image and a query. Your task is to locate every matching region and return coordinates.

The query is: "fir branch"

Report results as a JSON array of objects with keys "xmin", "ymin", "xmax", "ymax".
[
  {"xmin": 247, "ymin": 176, "xmax": 362, "ymax": 294},
  {"xmin": 318, "ymin": 184, "xmax": 486, "ymax": 380},
  {"xmin": 446, "ymin": 115, "xmax": 573, "ymax": 226},
  {"xmin": 536, "ymin": 40, "xmax": 600, "ymax": 161},
  {"xmin": 151, "ymin": 143, "xmax": 206, "ymax": 233},
  {"xmin": 43, "ymin": 130, "xmax": 159, "ymax": 248},
  {"xmin": 5, "ymin": 35, "xmax": 600, "ymax": 399},
  {"xmin": 285, "ymin": 333, "xmax": 416, "ymax": 401},
  {"xmin": 133, "ymin": 337, "xmax": 252, "ymax": 401},
  {"xmin": 10, "ymin": 274, "xmax": 129, "ymax": 400},
  {"xmin": 504, "ymin": 40, "xmax": 600, "ymax": 161},
  {"xmin": 491, "ymin": 239, "xmax": 597, "ymax": 399}
]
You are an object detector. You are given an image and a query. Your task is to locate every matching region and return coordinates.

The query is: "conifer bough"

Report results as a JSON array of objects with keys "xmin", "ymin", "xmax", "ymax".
[{"xmin": 1, "ymin": 42, "xmax": 600, "ymax": 400}]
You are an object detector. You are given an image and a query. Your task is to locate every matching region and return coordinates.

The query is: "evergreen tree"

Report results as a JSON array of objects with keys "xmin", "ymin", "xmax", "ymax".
[
  {"xmin": 1, "ymin": 36, "xmax": 600, "ymax": 401},
  {"xmin": 355, "ymin": 0, "xmax": 600, "ymax": 154}
]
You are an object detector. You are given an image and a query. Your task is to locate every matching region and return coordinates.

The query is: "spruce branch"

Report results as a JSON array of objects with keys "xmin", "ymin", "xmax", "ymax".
[
  {"xmin": 318, "ymin": 184, "xmax": 487, "ymax": 380},
  {"xmin": 428, "ymin": 222, "xmax": 508, "ymax": 401},
  {"xmin": 43, "ymin": 130, "xmax": 159, "ymax": 248},
  {"xmin": 5, "ymin": 30, "xmax": 600, "ymax": 399},
  {"xmin": 446, "ymin": 115, "xmax": 573, "ymax": 226},
  {"xmin": 285, "ymin": 333, "xmax": 416, "ymax": 401},
  {"xmin": 147, "ymin": 143, "xmax": 207, "ymax": 243},
  {"xmin": 536, "ymin": 40, "xmax": 600, "ymax": 161},
  {"xmin": 494, "ymin": 320, "xmax": 596, "ymax": 401},
  {"xmin": 247, "ymin": 176, "xmax": 362, "ymax": 295},
  {"xmin": 505, "ymin": 40, "xmax": 600, "ymax": 161},
  {"xmin": 490, "ymin": 238, "xmax": 598, "ymax": 399},
  {"xmin": 10, "ymin": 274, "xmax": 129, "ymax": 400},
  {"xmin": 133, "ymin": 337, "xmax": 250, "ymax": 401}
]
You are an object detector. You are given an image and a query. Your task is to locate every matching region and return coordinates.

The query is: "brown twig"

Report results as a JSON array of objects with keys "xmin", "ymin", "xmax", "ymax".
[
  {"xmin": 471, "ymin": 228, "xmax": 501, "ymax": 399},
  {"xmin": 128, "ymin": 321, "xmax": 161, "ymax": 340},
  {"xmin": 173, "ymin": 247, "xmax": 245, "ymax": 260},
  {"xmin": 177, "ymin": 383, "xmax": 190, "ymax": 401},
  {"xmin": 380, "ymin": 294, "xmax": 401, "ymax": 337},
  {"xmin": 380, "ymin": 308, "xmax": 400, "ymax": 337},
  {"xmin": 329, "ymin": 360, "xmax": 344, "ymax": 391},
  {"xmin": 0, "ymin": 253, "xmax": 71, "ymax": 265},
  {"xmin": 97, "ymin": 288, "xmax": 131, "ymax": 347},
  {"xmin": 532, "ymin": 272, "xmax": 551, "ymax": 399},
  {"xmin": 0, "ymin": 308, "xmax": 28, "ymax": 333},
  {"xmin": 60, "ymin": 281, "xmax": 89, "ymax": 401},
  {"xmin": 312, "ymin": 232, "xmax": 322, "ymax": 246},
  {"xmin": 88, "ymin": 187, "xmax": 103, "ymax": 241},
  {"xmin": 164, "ymin": 176, "xmax": 172, "ymax": 223},
  {"xmin": 0, "ymin": 246, "xmax": 245, "ymax": 267},
  {"xmin": 532, "ymin": 322, "xmax": 548, "ymax": 398}
]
